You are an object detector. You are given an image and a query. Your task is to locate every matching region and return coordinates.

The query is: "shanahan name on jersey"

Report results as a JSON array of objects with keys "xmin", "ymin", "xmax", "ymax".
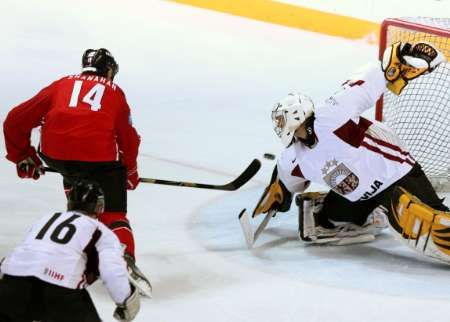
[
  {"xmin": 0, "ymin": 211, "xmax": 131, "ymax": 304},
  {"xmin": 277, "ymin": 65, "xmax": 415, "ymax": 202},
  {"xmin": 67, "ymin": 73, "xmax": 118, "ymax": 91}
]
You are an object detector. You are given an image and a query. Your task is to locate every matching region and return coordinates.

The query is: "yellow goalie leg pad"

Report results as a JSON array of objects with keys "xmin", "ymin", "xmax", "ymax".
[{"xmin": 390, "ymin": 186, "xmax": 450, "ymax": 262}]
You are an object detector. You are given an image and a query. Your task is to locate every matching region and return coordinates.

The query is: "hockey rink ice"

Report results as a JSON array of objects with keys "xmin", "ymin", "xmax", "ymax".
[{"xmin": 1, "ymin": 1, "xmax": 449, "ymax": 321}]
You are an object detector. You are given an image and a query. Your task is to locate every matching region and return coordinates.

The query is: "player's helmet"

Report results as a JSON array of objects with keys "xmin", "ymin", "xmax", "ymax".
[
  {"xmin": 271, "ymin": 92, "xmax": 315, "ymax": 147},
  {"xmin": 67, "ymin": 179, "xmax": 104, "ymax": 216},
  {"xmin": 81, "ymin": 48, "xmax": 119, "ymax": 80}
]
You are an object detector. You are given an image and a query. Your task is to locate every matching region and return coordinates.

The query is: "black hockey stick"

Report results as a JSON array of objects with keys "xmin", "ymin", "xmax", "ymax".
[{"xmin": 43, "ymin": 158, "xmax": 261, "ymax": 191}]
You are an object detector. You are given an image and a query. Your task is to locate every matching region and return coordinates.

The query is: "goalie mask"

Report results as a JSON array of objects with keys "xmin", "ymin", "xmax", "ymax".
[
  {"xmin": 272, "ymin": 92, "xmax": 315, "ymax": 147},
  {"xmin": 82, "ymin": 48, "xmax": 119, "ymax": 80}
]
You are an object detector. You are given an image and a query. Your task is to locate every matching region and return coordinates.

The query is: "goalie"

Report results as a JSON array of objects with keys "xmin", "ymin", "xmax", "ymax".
[{"xmin": 254, "ymin": 42, "xmax": 450, "ymax": 263}]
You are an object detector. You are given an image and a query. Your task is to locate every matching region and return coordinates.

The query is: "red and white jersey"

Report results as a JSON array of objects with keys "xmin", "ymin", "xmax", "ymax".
[
  {"xmin": 3, "ymin": 73, "xmax": 140, "ymax": 170},
  {"xmin": 278, "ymin": 65, "xmax": 415, "ymax": 201},
  {"xmin": 0, "ymin": 211, "xmax": 131, "ymax": 304}
]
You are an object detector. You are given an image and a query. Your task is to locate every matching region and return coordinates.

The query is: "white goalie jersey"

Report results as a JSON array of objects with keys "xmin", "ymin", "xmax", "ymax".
[
  {"xmin": 277, "ymin": 65, "xmax": 415, "ymax": 202},
  {"xmin": 0, "ymin": 211, "xmax": 131, "ymax": 304}
]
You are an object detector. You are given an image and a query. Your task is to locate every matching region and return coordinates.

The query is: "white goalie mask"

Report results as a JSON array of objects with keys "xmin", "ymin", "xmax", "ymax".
[{"xmin": 271, "ymin": 92, "xmax": 315, "ymax": 147}]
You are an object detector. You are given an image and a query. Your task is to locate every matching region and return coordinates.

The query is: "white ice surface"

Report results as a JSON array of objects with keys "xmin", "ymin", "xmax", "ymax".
[{"xmin": 1, "ymin": 1, "xmax": 449, "ymax": 321}]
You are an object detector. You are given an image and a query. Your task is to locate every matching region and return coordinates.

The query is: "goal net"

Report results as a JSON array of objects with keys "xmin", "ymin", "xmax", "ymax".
[{"xmin": 375, "ymin": 17, "xmax": 450, "ymax": 191}]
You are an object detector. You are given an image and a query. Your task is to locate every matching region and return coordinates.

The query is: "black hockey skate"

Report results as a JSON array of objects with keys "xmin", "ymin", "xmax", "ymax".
[{"xmin": 124, "ymin": 254, "xmax": 152, "ymax": 298}]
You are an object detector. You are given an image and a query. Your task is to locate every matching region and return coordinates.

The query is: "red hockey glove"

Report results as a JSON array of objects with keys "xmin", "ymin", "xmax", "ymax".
[
  {"xmin": 126, "ymin": 167, "xmax": 139, "ymax": 190},
  {"xmin": 16, "ymin": 148, "xmax": 44, "ymax": 180}
]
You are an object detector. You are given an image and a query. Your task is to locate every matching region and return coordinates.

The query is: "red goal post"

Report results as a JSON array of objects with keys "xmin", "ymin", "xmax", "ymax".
[{"xmin": 375, "ymin": 18, "xmax": 450, "ymax": 191}]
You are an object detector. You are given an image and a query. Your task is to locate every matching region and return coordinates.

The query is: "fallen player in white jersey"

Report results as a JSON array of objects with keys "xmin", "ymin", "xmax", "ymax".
[
  {"xmin": 253, "ymin": 41, "xmax": 450, "ymax": 264},
  {"xmin": 0, "ymin": 180, "xmax": 140, "ymax": 322}
]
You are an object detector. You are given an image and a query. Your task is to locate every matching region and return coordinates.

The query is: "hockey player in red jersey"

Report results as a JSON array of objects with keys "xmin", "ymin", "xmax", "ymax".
[
  {"xmin": 3, "ymin": 48, "xmax": 151, "ymax": 296},
  {"xmin": 0, "ymin": 180, "xmax": 140, "ymax": 322},
  {"xmin": 253, "ymin": 42, "xmax": 450, "ymax": 264}
]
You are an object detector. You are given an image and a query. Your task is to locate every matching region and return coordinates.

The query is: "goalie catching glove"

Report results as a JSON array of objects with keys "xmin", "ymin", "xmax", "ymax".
[
  {"xmin": 382, "ymin": 41, "xmax": 446, "ymax": 95},
  {"xmin": 252, "ymin": 166, "xmax": 292, "ymax": 217}
]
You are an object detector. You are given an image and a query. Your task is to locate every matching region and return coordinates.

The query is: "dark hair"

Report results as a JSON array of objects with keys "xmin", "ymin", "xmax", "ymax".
[{"xmin": 67, "ymin": 179, "xmax": 104, "ymax": 214}]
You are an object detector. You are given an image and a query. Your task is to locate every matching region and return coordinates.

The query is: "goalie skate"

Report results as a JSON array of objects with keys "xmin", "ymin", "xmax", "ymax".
[
  {"xmin": 124, "ymin": 254, "xmax": 152, "ymax": 298},
  {"xmin": 311, "ymin": 209, "xmax": 388, "ymax": 246},
  {"xmin": 297, "ymin": 192, "xmax": 388, "ymax": 246}
]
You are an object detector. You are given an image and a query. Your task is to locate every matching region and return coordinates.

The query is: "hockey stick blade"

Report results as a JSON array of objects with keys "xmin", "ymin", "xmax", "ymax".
[
  {"xmin": 43, "ymin": 159, "xmax": 261, "ymax": 191},
  {"xmin": 239, "ymin": 209, "xmax": 254, "ymax": 248},
  {"xmin": 239, "ymin": 209, "xmax": 276, "ymax": 249}
]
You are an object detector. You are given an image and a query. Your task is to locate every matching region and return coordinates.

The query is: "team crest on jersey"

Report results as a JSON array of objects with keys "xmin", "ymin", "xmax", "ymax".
[{"xmin": 322, "ymin": 159, "xmax": 359, "ymax": 195}]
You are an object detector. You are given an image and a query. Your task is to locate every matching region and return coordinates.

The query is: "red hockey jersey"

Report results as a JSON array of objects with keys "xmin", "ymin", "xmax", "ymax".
[{"xmin": 3, "ymin": 74, "xmax": 140, "ymax": 170}]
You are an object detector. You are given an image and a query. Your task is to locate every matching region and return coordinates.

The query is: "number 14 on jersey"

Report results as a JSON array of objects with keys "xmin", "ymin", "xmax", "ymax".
[{"xmin": 69, "ymin": 80, "xmax": 105, "ymax": 111}]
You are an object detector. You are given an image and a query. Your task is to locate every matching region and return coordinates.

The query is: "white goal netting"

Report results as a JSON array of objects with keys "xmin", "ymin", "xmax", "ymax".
[{"xmin": 377, "ymin": 17, "xmax": 450, "ymax": 191}]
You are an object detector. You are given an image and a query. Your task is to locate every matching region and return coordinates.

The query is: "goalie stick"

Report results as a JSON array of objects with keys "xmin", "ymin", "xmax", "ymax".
[
  {"xmin": 43, "ymin": 158, "xmax": 261, "ymax": 191},
  {"xmin": 238, "ymin": 208, "xmax": 276, "ymax": 248}
]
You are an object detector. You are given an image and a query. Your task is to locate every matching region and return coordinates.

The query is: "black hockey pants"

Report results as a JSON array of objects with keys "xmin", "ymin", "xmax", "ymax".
[
  {"xmin": 40, "ymin": 153, "xmax": 128, "ymax": 212},
  {"xmin": 0, "ymin": 274, "xmax": 101, "ymax": 322}
]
